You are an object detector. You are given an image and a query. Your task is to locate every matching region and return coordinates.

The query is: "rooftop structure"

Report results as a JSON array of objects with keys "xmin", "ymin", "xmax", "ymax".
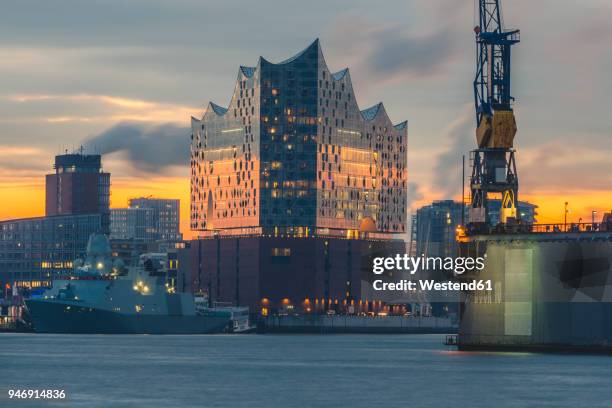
[{"xmin": 45, "ymin": 152, "xmax": 110, "ymax": 233}]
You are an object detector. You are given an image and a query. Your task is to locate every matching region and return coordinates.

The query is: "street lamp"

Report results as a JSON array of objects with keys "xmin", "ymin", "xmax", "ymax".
[
  {"xmin": 564, "ymin": 202, "xmax": 569, "ymax": 231},
  {"xmin": 592, "ymin": 210, "xmax": 598, "ymax": 230}
]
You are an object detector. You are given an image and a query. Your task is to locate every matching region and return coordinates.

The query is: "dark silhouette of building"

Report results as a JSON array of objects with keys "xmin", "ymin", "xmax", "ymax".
[{"xmin": 45, "ymin": 152, "xmax": 110, "ymax": 233}]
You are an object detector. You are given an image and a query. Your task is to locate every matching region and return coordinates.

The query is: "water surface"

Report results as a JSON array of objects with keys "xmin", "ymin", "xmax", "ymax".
[{"xmin": 1, "ymin": 334, "xmax": 610, "ymax": 407}]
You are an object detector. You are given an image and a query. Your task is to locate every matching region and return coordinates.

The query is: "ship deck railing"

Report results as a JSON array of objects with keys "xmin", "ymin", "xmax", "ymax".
[{"xmin": 469, "ymin": 222, "xmax": 611, "ymax": 236}]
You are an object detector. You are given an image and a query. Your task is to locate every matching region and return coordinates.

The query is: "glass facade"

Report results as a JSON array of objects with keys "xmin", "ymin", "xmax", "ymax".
[
  {"xmin": 0, "ymin": 214, "xmax": 103, "ymax": 287},
  {"xmin": 191, "ymin": 40, "xmax": 408, "ymax": 239},
  {"xmin": 109, "ymin": 207, "xmax": 156, "ymax": 241},
  {"xmin": 415, "ymin": 200, "xmax": 465, "ymax": 258},
  {"xmin": 125, "ymin": 198, "xmax": 182, "ymax": 241}
]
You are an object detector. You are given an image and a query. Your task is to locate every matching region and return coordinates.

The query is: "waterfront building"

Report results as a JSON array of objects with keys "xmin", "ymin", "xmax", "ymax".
[
  {"xmin": 414, "ymin": 201, "xmax": 464, "ymax": 259},
  {"xmin": 167, "ymin": 243, "xmax": 184, "ymax": 293},
  {"xmin": 191, "ymin": 39, "xmax": 406, "ymax": 236},
  {"xmin": 1, "ymin": 151, "xmax": 111, "ymax": 290},
  {"xmin": 0, "ymin": 213, "xmax": 103, "ymax": 289},
  {"xmin": 412, "ymin": 199, "xmax": 537, "ymax": 317},
  {"xmin": 188, "ymin": 40, "xmax": 408, "ymax": 312},
  {"xmin": 110, "ymin": 207, "xmax": 156, "ymax": 241},
  {"xmin": 109, "ymin": 198, "xmax": 182, "ymax": 267},
  {"xmin": 45, "ymin": 152, "xmax": 110, "ymax": 234},
  {"xmin": 127, "ymin": 198, "xmax": 182, "ymax": 242},
  {"xmin": 414, "ymin": 199, "xmax": 538, "ymax": 258}
]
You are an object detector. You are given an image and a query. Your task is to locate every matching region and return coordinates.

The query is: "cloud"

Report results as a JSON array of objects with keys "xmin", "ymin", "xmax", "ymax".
[
  {"xmin": 5, "ymin": 93, "xmax": 196, "ymax": 124},
  {"xmin": 327, "ymin": 15, "xmax": 460, "ymax": 86},
  {"xmin": 325, "ymin": 3, "xmax": 470, "ymax": 88},
  {"xmin": 0, "ymin": 144, "xmax": 50, "ymax": 181},
  {"xmin": 432, "ymin": 105, "xmax": 474, "ymax": 197},
  {"xmin": 520, "ymin": 142, "xmax": 612, "ymax": 193},
  {"xmin": 83, "ymin": 123, "xmax": 190, "ymax": 174},
  {"xmin": 406, "ymin": 182, "xmax": 424, "ymax": 210},
  {"xmin": 10, "ymin": 94, "xmax": 157, "ymax": 109},
  {"xmin": 0, "ymin": 146, "xmax": 44, "ymax": 156},
  {"xmin": 366, "ymin": 29, "xmax": 456, "ymax": 79}
]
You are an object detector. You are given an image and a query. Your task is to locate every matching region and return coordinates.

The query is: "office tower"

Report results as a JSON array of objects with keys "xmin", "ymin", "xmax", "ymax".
[
  {"xmin": 127, "ymin": 198, "xmax": 182, "ymax": 242},
  {"xmin": 45, "ymin": 152, "xmax": 110, "ymax": 233}
]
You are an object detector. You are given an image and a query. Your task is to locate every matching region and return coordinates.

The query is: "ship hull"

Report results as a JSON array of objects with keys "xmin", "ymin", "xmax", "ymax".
[{"xmin": 26, "ymin": 299, "xmax": 230, "ymax": 334}]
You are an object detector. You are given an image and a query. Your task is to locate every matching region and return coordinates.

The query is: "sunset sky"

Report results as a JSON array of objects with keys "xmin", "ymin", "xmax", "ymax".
[{"xmin": 1, "ymin": 0, "xmax": 611, "ymax": 238}]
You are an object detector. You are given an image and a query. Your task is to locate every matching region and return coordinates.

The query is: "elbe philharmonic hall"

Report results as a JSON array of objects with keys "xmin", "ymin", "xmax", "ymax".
[{"xmin": 187, "ymin": 40, "xmax": 408, "ymax": 312}]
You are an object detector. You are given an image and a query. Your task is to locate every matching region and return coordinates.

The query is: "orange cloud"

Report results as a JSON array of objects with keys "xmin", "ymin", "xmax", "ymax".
[{"xmin": 7, "ymin": 93, "xmax": 199, "ymax": 124}]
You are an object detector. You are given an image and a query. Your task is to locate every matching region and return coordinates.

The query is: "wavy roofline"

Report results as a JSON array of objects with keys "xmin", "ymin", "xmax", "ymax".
[
  {"xmin": 393, "ymin": 121, "xmax": 408, "ymax": 130},
  {"xmin": 239, "ymin": 66, "xmax": 256, "ymax": 78},
  {"xmin": 203, "ymin": 101, "xmax": 229, "ymax": 117},
  {"xmin": 331, "ymin": 68, "xmax": 349, "ymax": 81},
  {"xmin": 274, "ymin": 38, "xmax": 319, "ymax": 65},
  {"xmin": 360, "ymin": 102, "xmax": 384, "ymax": 122},
  {"xmin": 195, "ymin": 39, "xmax": 407, "ymax": 129}
]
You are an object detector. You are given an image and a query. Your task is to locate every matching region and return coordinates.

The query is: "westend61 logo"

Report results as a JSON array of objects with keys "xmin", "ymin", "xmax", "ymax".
[{"xmin": 372, "ymin": 254, "xmax": 486, "ymax": 275}]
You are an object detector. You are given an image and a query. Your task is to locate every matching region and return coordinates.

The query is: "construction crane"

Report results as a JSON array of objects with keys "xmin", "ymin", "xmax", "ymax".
[{"xmin": 468, "ymin": 0, "xmax": 520, "ymax": 230}]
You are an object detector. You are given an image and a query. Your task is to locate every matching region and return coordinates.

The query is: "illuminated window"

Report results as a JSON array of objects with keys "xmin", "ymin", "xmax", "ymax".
[{"xmin": 271, "ymin": 248, "xmax": 291, "ymax": 257}]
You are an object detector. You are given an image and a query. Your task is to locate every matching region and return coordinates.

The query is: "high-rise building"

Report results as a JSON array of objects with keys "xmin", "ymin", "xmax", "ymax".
[
  {"xmin": 412, "ymin": 201, "xmax": 464, "ymax": 317},
  {"xmin": 187, "ymin": 40, "xmax": 408, "ymax": 311},
  {"xmin": 110, "ymin": 207, "xmax": 156, "ymax": 241},
  {"xmin": 126, "ymin": 198, "xmax": 182, "ymax": 242},
  {"xmin": 414, "ymin": 201, "xmax": 464, "ymax": 259},
  {"xmin": 191, "ymin": 39, "xmax": 406, "ymax": 237},
  {"xmin": 45, "ymin": 152, "xmax": 110, "ymax": 233}
]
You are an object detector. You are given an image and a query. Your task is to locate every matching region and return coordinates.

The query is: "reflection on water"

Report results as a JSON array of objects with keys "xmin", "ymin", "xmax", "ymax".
[{"xmin": 1, "ymin": 334, "xmax": 610, "ymax": 408}]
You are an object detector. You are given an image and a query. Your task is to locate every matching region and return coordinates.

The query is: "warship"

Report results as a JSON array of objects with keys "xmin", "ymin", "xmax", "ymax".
[{"xmin": 26, "ymin": 234, "xmax": 231, "ymax": 334}]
